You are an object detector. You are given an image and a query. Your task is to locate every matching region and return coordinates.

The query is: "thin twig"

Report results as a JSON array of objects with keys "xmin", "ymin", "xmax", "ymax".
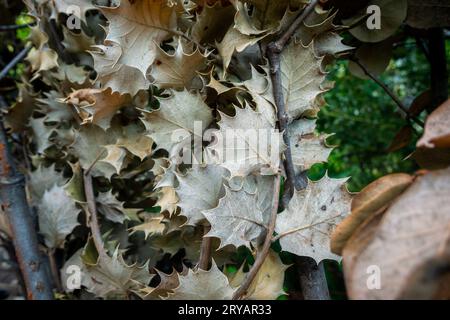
[
  {"xmin": 47, "ymin": 249, "xmax": 62, "ymax": 293},
  {"xmin": 260, "ymin": 0, "xmax": 331, "ymax": 302},
  {"xmin": 232, "ymin": 175, "xmax": 280, "ymax": 300},
  {"xmin": 84, "ymin": 149, "xmax": 106, "ymax": 176},
  {"xmin": 266, "ymin": 50, "xmax": 297, "ymax": 204},
  {"xmin": 351, "ymin": 57, "xmax": 425, "ymax": 127},
  {"xmin": 0, "ymin": 44, "xmax": 31, "ymax": 82},
  {"xmin": 198, "ymin": 225, "xmax": 212, "ymax": 270},
  {"xmin": 83, "ymin": 171, "xmax": 107, "ymax": 258},
  {"xmin": 0, "ymin": 96, "xmax": 53, "ymax": 300},
  {"xmin": 271, "ymin": 0, "xmax": 320, "ymax": 52},
  {"xmin": 0, "ymin": 23, "xmax": 35, "ymax": 31},
  {"xmin": 265, "ymin": 0, "xmax": 320, "ymax": 204},
  {"xmin": 334, "ymin": 13, "xmax": 371, "ymax": 33}
]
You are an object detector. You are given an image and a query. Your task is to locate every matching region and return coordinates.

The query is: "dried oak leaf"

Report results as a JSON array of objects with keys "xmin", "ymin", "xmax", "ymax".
[
  {"xmin": 155, "ymin": 186, "xmax": 179, "ymax": 216},
  {"xmin": 28, "ymin": 164, "xmax": 68, "ymax": 203},
  {"xmin": 4, "ymin": 83, "xmax": 37, "ymax": 132},
  {"xmin": 37, "ymin": 90, "xmax": 74, "ymax": 123},
  {"xmin": 148, "ymin": 39, "xmax": 209, "ymax": 90},
  {"xmin": 167, "ymin": 261, "xmax": 236, "ymax": 300},
  {"xmin": 275, "ymin": 175, "xmax": 352, "ymax": 263},
  {"xmin": 99, "ymin": 0, "xmax": 178, "ymax": 77},
  {"xmin": 206, "ymin": 104, "xmax": 283, "ymax": 177},
  {"xmin": 26, "ymin": 24, "xmax": 59, "ymax": 76},
  {"xmin": 176, "ymin": 165, "xmax": 227, "ymax": 226},
  {"xmin": 288, "ymin": 119, "xmax": 333, "ymax": 173},
  {"xmin": 62, "ymin": 248, "xmax": 153, "ymax": 299},
  {"xmin": 280, "ymin": 41, "xmax": 327, "ymax": 119},
  {"xmin": 90, "ymin": 43, "xmax": 151, "ymax": 96},
  {"xmin": 96, "ymin": 190, "xmax": 127, "ymax": 224},
  {"xmin": 348, "ymin": 39, "xmax": 394, "ymax": 80},
  {"xmin": 129, "ymin": 214, "xmax": 167, "ymax": 240},
  {"xmin": 217, "ymin": 27, "xmax": 266, "ymax": 72},
  {"xmin": 69, "ymin": 124, "xmax": 121, "ymax": 179},
  {"xmin": 64, "ymin": 88, "xmax": 131, "ymax": 130},
  {"xmin": 38, "ymin": 184, "xmax": 80, "ymax": 249},
  {"xmin": 191, "ymin": 1, "xmax": 235, "ymax": 44},
  {"xmin": 54, "ymin": 0, "xmax": 97, "ymax": 23},
  {"xmin": 142, "ymin": 90, "xmax": 213, "ymax": 154},
  {"xmin": 203, "ymin": 186, "xmax": 268, "ymax": 250},
  {"xmin": 228, "ymin": 249, "xmax": 288, "ymax": 300}
]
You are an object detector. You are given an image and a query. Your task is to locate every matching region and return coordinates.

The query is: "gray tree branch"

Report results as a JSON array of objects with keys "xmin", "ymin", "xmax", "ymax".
[{"xmin": 0, "ymin": 96, "xmax": 53, "ymax": 300}]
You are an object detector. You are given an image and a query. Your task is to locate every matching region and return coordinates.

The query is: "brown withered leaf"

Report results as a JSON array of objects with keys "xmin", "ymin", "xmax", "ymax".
[
  {"xmin": 217, "ymin": 27, "xmax": 265, "ymax": 72},
  {"xmin": 26, "ymin": 24, "xmax": 59, "ymax": 76},
  {"xmin": 331, "ymin": 173, "xmax": 414, "ymax": 255},
  {"xmin": 203, "ymin": 186, "xmax": 268, "ymax": 250},
  {"xmin": 5, "ymin": 83, "xmax": 37, "ymax": 132},
  {"xmin": 412, "ymin": 146, "xmax": 450, "ymax": 170},
  {"xmin": 417, "ymin": 99, "xmax": 450, "ymax": 149},
  {"xmin": 349, "ymin": 39, "xmax": 393, "ymax": 80},
  {"xmin": 205, "ymin": 104, "xmax": 283, "ymax": 177},
  {"xmin": 288, "ymin": 119, "xmax": 333, "ymax": 173},
  {"xmin": 129, "ymin": 214, "xmax": 167, "ymax": 240},
  {"xmin": 343, "ymin": 168, "xmax": 450, "ymax": 299},
  {"xmin": 398, "ymin": 253, "xmax": 450, "ymax": 299},
  {"xmin": 386, "ymin": 125, "xmax": 413, "ymax": 153},
  {"xmin": 64, "ymin": 88, "xmax": 131, "ymax": 130},
  {"xmin": 409, "ymin": 89, "xmax": 432, "ymax": 117}
]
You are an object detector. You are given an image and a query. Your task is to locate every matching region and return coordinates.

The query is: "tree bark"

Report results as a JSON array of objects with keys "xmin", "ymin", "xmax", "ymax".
[
  {"xmin": 296, "ymin": 257, "xmax": 330, "ymax": 300},
  {"xmin": 0, "ymin": 97, "xmax": 53, "ymax": 299}
]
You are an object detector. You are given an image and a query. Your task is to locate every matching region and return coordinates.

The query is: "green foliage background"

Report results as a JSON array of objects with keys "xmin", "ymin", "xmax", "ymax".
[{"xmin": 315, "ymin": 43, "xmax": 432, "ymax": 192}]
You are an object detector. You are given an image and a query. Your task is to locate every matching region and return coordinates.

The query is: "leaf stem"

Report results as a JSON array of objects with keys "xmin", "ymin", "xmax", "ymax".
[
  {"xmin": 0, "ymin": 44, "xmax": 31, "ymax": 82},
  {"xmin": 47, "ymin": 249, "xmax": 63, "ymax": 292},
  {"xmin": 350, "ymin": 57, "xmax": 424, "ymax": 127},
  {"xmin": 198, "ymin": 225, "xmax": 212, "ymax": 271},
  {"xmin": 83, "ymin": 171, "xmax": 107, "ymax": 259}
]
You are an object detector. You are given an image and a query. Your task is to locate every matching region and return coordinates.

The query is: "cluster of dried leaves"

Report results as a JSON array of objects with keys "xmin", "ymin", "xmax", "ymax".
[{"xmin": 0, "ymin": 0, "xmax": 449, "ymax": 300}]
